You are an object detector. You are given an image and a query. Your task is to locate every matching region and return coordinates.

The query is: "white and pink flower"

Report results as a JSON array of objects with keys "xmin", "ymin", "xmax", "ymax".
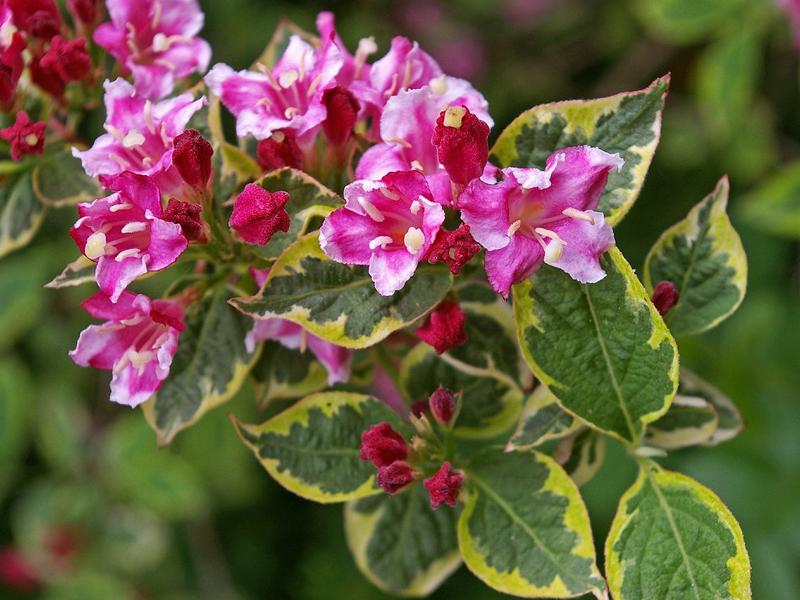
[
  {"xmin": 459, "ymin": 145, "xmax": 623, "ymax": 297},
  {"xmin": 319, "ymin": 170, "xmax": 445, "ymax": 296},
  {"xmin": 70, "ymin": 172, "xmax": 188, "ymax": 302},
  {"xmin": 94, "ymin": 0, "xmax": 212, "ymax": 99},
  {"xmin": 70, "ymin": 291, "xmax": 184, "ymax": 407}
]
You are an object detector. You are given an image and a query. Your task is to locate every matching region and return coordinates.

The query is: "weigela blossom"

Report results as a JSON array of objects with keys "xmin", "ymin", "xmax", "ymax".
[
  {"xmin": 459, "ymin": 145, "xmax": 624, "ymax": 297},
  {"xmin": 360, "ymin": 422, "xmax": 408, "ymax": 468},
  {"xmin": 320, "ymin": 170, "xmax": 445, "ymax": 296},
  {"xmin": 245, "ymin": 269, "xmax": 352, "ymax": 385},
  {"xmin": 423, "ymin": 462, "xmax": 464, "ymax": 508},
  {"xmin": 94, "ymin": 0, "xmax": 212, "ymax": 100},
  {"xmin": 30, "ymin": 53, "xmax": 66, "ymax": 98},
  {"xmin": 376, "ymin": 461, "xmax": 417, "ymax": 495},
  {"xmin": 425, "ymin": 223, "xmax": 481, "ymax": 275},
  {"xmin": 256, "ymin": 129, "xmax": 303, "ymax": 172},
  {"xmin": 357, "ymin": 77, "xmax": 493, "ymax": 206},
  {"xmin": 70, "ymin": 172, "xmax": 188, "ymax": 302},
  {"xmin": 39, "ymin": 35, "xmax": 92, "ymax": 83},
  {"xmin": 415, "ymin": 300, "xmax": 468, "ymax": 354},
  {"xmin": 431, "ymin": 105, "xmax": 490, "ymax": 186},
  {"xmin": 651, "ymin": 280, "xmax": 679, "ymax": 316},
  {"xmin": 205, "ymin": 31, "xmax": 343, "ymax": 142},
  {"xmin": 1, "ymin": 112, "xmax": 46, "ymax": 161},
  {"xmin": 228, "ymin": 184, "xmax": 291, "ymax": 246},
  {"xmin": 72, "ymin": 78, "xmax": 206, "ymax": 192},
  {"xmin": 70, "ymin": 291, "xmax": 184, "ymax": 407},
  {"xmin": 8, "ymin": 0, "xmax": 62, "ymax": 40}
]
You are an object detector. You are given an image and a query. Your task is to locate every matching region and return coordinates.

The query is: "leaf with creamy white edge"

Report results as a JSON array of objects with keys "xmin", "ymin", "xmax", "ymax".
[
  {"xmin": 232, "ymin": 392, "xmax": 402, "ymax": 503},
  {"xmin": 0, "ymin": 170, "xmax": 47, "ymax": 259},
  {"xmin": 506, "ymin": 386, "xmax": 582, "ymax": 452},
  {"xmin": 644, "ymin": 395, "xmax": 718, "ymax": 450},
  {"xmin": 458, "ymin": 447, "xmax": 604, "ymax": 598},
  {"xmin": 645, "ymin": 176, "xmax": 747, "ymax": 337},
  {"xmin": 345, "ymin": 485, "xmax": 461, "ymax": 596},
  {"xmin": 250, "ymin": 340, "xmax": 329, "ymax": 406},
  {"xmin": 399, "ymin": 343, "xmax": 523, "ymax": 439},
  {"xmin": 606, "ymin": 462, "xmax": 751, "ymax": 600},
  {"xmin": 142, "ymin": 286, "xmax": 260, "ymax": 445},
  {"xmin": 558, "ymin": 429, "xmax": 606, "ymax": 487},
  {"xmin": 678, "ymin": 368, "xmax": 743, "ymax": 446},
  {"xmin": 32, "ymin": 143, "xmax": 102, "ymax": 208},
  {"xmin": 513, "ymin": 247, "xmax": 679, "ymax": 445},
  {"xmin": 491, "ymin": 76, "xmax": 669, "ymax": 224},
  {"xmin": 231, "ymin": 232, "xmax": 453, "ymax": 349},
  {"xmin": 45, "ymin": 256, "xmax": 95, "ymax": 289}
]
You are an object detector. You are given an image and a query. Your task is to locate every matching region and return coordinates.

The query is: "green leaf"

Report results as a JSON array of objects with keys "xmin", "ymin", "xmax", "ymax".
[
  {"xmin": 605, "ymin": 463, "xmax": 751, "ymax": 600},
  {"xmin": 678, "ymin": 369, "xmax": 743, "ymax": 446},
  {"xmin": 491, "ymin": 76, "xmax": 668, "ymax": 224},
  {"xmin": 399, "ymin": 343, "xmax": 523, "ymax": 439},
  {"xmin": 253, "ymin": 167, "xmax": 342, "ymax": 259},
  {"xmin": 43, "ymin": 571, "xmax": 136, "ymax": 600},
  {"xmin": 458, "ymin": 448, "xmax": 603, "ymax": 597},
  {"xmin": 232, "ymin": 232, "xmax": 453, "ymax": 349},
  {"xmin": 635, "ymin": 0, "xmax": 748, "ymax": 43},
  {"xmin": 142, "ymin": 285, "xmax": 260, "ymax": 444},
  {"xmin": 0, "ymin": 248, "xmax": 46, "ymax": 350},
  {"xmin": 32, "ymin": 143, "xmax": 102, "ymax": 207},
  {"xmin": 739, "ymin": 160, "xmax": 800, "ymax": 238},
  {"xmin": 559, "ymin": 429, "xmax": 606, "ymax": 488},
  {"xmin": 506, "ymin": 386, "xmax": 582, "ymax": 451},
  {"xmin": 0, "ymin": 169, "xmax": 47, "ymax": 258},
  {"xmin": 345, "ymin": 485, "xmax": 461, "ymax": 596},
  {"xmin": 220, "ymin": 141, "xmax": 261, "ymax": 184},
  {"xmin": 250, "ymin": 340, "xmax": 329, "ymax": 406},
  {"xmin": 644, "ymin": 395, "xmax": 718, "ymax": 450},
  {"xmin": 0, "ymin": 358, "xmax": 32, "ymax": 499},
  {"xmin": 45, "ymin": 255, "xmax": 95, "ymax": 289},
  {"xmin": 644, "ymin": 177, "xmax": 747, "ymax": 337},
  {"xmin": 232, "ymin": 391, "xmax": 401, "ymax": 503},
  {"xmin": 513, "ymin": 247, "xmax": 679, "ymax": 444},
  {"xmin": 34, "ymin": 388, "xmax": 87, "ymax": 475}
]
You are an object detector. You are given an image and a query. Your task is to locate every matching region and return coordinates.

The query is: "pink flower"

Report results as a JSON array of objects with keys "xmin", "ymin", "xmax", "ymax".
[
  {"xmin": 423, "ymin": 462, "xmax": 463, "ymax": 508},
  {"xmin": 0, "ymin": 10, "xmax": 26, "ymax": 101},
  {"xmin": 315, "ymin": 11, "xmax": 376, "ymax": 87},
  {"xmin": 245, "ymin": 267, "xmax": 352, "ymax": 386},
  {"xmin": 228, "ymin": 184, "xmax": 290, "ymax": 245},
  {"xmin": 70, "ymin": 172, "xmax": 188, "ymax": 302},
  {"xmin": 356, "ymin": 77, "xmax": 492, "ymax": 206},
  {"xmin": 39, "ymin": 35, "xmax": 92, "ymax": 83},
  {"xmin": 1, "ymin": 112, "xmax": 46, "ymax": 161},
  {"xmin": 205, "ymin": 31, "xmax": 343, "ymax": 142},
  {"xmin": 459, "ymin": 146, "xmax": 623, "ymax": 298},
  {"xmin": 360, "ymin": 422, "xmax": 408, "ymax": 468},
  {"xmin": 93, "ymin": 0, "xmax": 212, "ymax": 99},
  {"xmin": 319, "ymin": 170, "xmax": 445, "ymax": 296},
  {"xmin": 72, "ymin": 78, "xmax": 206, "ymax": 189},
  {"xmin": 70, "ymin": 291, "xmax": 184, "ymax": 407}
]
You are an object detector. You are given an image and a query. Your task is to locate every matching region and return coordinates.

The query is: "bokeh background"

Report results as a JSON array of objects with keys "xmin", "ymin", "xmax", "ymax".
[{"xmin": 2, "ymin": 0, "xmax": 800, "ymax": 598}]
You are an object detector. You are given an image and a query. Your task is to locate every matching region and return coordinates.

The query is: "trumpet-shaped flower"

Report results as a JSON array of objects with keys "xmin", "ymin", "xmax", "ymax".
[
  {"xmin": 1, "ymin": 112, "xmax": 46, "ymax": 160},
  {"xmin": 205, "ymin": 32, "xmax": 343, "ymax": 142},
  {"xmin": 70, "ymin": 291, "xmax": 184, "ymax": 407},
  {"xmin": 319, "ymin": 170, "xmax": 445, "ymax": 296},
  {"xmin": 70, "ymin": 172, "xmax": 187, "ymax": 302},
  {"xmin": 72, "ymin": 79, "xmax": 206, "ymax": 189},
  {"xmin": 459, "ymin": 145, "xmax": 623, "ymax": 297},
  {"xmin": 94, "ymin": 0, "xmax": 212, "ymax": 99}
]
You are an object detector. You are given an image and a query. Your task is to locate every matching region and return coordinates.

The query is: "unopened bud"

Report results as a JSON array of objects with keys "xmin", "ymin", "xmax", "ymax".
[
  {"xmin": 359, "ymin": 422, "xmax": 408, "ymax": 468},
  {"xmin": 432, "ymin": 105, "xmax": 490, "ymax": 186},
  {"xmin": 228, "ymin": 184, "xmax": 290, "ymax": 245},
  {"xmin": 172, "ymin": 129, "xmax": 213, "ymax": 193},
  {"xmin": 428, "ymin": 387, "xmax": 459, "ymax": 427},
  {"xmin": 163, "ymin": 199, "xmax": 209, "ymax": 244},
  {"xmin": 257, "ymin": 128, "xmax": 303, "ymax": 171},
  {"xmin": 425, "ymin": 224, "xmax": 481, "ymax": 275},
  {"xmin": 376, "ymin": 461, "xmax": 417, "ymax": 494},
  {"xmin": 423, "ymin": 462, "xmax": 464, "ymax": 508},
  {"xmin": 415, "ymin": 300, "xmax": 468, "ymax": 354},
  {"xmin": 651, "ymin": 280, "xmax": 679, "ymax": 316},
  {"xmin": 322, "ymin": 85, "xmax": 360, "ymax": 146}
]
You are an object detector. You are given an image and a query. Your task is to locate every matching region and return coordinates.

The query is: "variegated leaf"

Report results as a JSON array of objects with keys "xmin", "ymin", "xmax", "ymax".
[
  {"xmin": 644, "ymin": 395, "xmax": 718, "ymax": 450},
  {"xmin": 558, "ymin": 429, "xmax": 606, "ymax": 487},
  {"xmin": 45, "ymin": 256, "xmax": 95, "ymax": 289},
  {"xmin": 250, "ymin": 341, "xmax": 329, "ymax": 406},
  {"xmin": 0, "ymin": 170, "xmax": 46, "ymax": 258},
  {"xmin": 506, "ymin": 386, "xmax": 582, "ymax": 452},
  {"xmin": 679, "ymin": 369, "xmax": 743, "ymax": 446},
  {"xmin": 32, "ymin": 143, "xmax": 102, "ymax": 207}
]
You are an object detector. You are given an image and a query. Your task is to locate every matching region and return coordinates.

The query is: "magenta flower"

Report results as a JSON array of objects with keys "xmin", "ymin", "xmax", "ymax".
[
  {"xmin": 320, "ymin": 170, "xmax": 445, "ymax": 296},
  {"xmin": 245, "ymin": 269, "xmax": 352, "ymax": 386},
  {"xmin": 459, "ymin": 145, "xmax": 624, "ymax": 298},
  {"xmin": 70, "ymin": 172, "xmax": 188, "ymax": 302},
  {"xmin": 72, "ymin": 78, "xmax": 206, "ymax": 188},
  {"xmin": 356, "ymin": 77, "xmax": 493, "ymax": 206},
  {"xmin": 94, "ymin": 0, "xmax": 212, "ymax": 99},
  {"xmin": 70, "ymin": 290, "xmax": 184, "ymax": 407},
  {"xmin": 205, "ymin": 32, "xmax": 343, "ymax": 142}
]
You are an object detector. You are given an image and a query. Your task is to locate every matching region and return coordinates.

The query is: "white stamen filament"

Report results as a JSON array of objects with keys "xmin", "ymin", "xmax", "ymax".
[
  {"xmin": 544, "ymin": 239, "xmax": 564, "ymax": 263},
  {"xmin": 278, "ymin": 69, "xmax": 299, "ymax": 88},
  {"xmin": 410, "ymin": 160, "xmax": 424, "ymax": 171},
  {"xmin": 380, "ymin": 187, "xmax": 400, "ymax": 200},
  {"xmin": 121, "ymin": 222, "xmax": 147, "ymax": 234},
  {"xmin": 410, "ymin": 200, "xmax": 421, "ymax": 215},
  {"xmin": 84, "ymin": 232, "xmax": 108, "ymax": 260},
  {"xmin": 534, "ymin": 227, "xmax": 566, "ymax": 245},
  {"xmin": 383, "ymin": 137, "xmax": 412, "ymax": 148},
  {"xmin": 122, "ymin": 130, "xmax": 145, "ymax": 149},
  {"xmin": 153, "ymin": 57, "xmax": 177, "ymax": 70},
  {"xmin": 404, "ymin": 227, "xmax": 425, "ymax": 255},
  {"xmin": 358, "ymin": 196, "xmax": 385, "ymax": 222},
  {"xmin": 110, "ymin": 203, "xmax": 133, "ymax": 212},
  {"xmin": 272, "ymin": 131, "xmax": 285, "ymax": 143},
  {"xmin": 152, "ymin": 32, "xmax": 170, "ymax": 52},
  {"xmin": 430, "ymin": 75, "xmax": 448, "ymax": 97},
  {"xmin": 507, "ymin": 219, "xmax": 522, "ymax": 237},
  {"xmin": 354, "ymin": 37, "xmax": 377, "ymax": 77},
  {"xmin": 121, "ymin": 315, "xmax": 146, "ymax": 327},
  {"xmin": 306, "ymin": 73, "xmax": 323, "ymax": 98},
  {"xmin": 151, "ymin": 0, "xmax": 162, "ymax": 29},
  {"xmin": 443, "ymin": 106, "xmax": 466, "ymax": 128},
  {"xmin": 160, "ymin": 122, "xmax": 170, "ymax": 146},
  {"xmin": 144, "ymin": 100, "xmax": 156, "ymax": 134},
  {"xmin": 284, "ymin": 107, "xmax": 299, "ymax": 119},
  {"xmin": 562, "ymin": 207, "xmax": 595, "ymax": 224},
  {"xmin": 369, "ymin": 236, "xmax": 393, "ymax": 250},
  {"xmin": 115, "ymin": 248, "xmax": 141, "ymax": 262}
]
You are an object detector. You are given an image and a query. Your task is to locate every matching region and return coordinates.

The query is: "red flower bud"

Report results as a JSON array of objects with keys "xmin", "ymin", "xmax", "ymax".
[
  {"xmin": 256, "ymin": 129, "xmax": 303, "ymax": 172},
  {"xmin": 172, "ymin": 129, "xmax": 213, "ymax": 191},
  {"xmin": 163, "ymin": 198, "xmax": 209, "ymax": 244},
  {"xmin": 423, "ymin": 462, "xmax": 464, "ymax": 508},
  {"xmin": 67, "ymin": 0, "xmax": 98, "ymax": 26},
  {"xmin": 1, "ymin": 112, "xmax": 46, "ymax": 161},
  {"xmin": 425, "ymin": 223, "xmax": 481, "ymax": 275},
  {"xmin": 0, "ymin": 546, "xmax": 40, "ymax": 593},
  {"xmin": 228, "ymin": 184, "xmax": 291, "ymax": 245},
  {"xmin": 359, "ymin": 422, "xmax": 408, "ymax": 467},
  {"xmin": 409, "ymin": 400, "xmax": 428, "ymax": 418},
  {"xmin": 30, "ymin": 53, "xmax": 66, "ymax": 98},
  {"xmin": 428, "ymin": 387, "xmax": 456, "ymax": 426},
  {"xmin": 322, "ymin": 85, "xmax": 360, "ymax": 146},
  {"xmin": 39, "ymin": 36, "xmax": 91, "ymax": 82},
  {"xmin": 9, "ymin": 0, "xmax": 62, "ymax": 40},
  {"xmin": 376, "ymin": 461, "xmax": 416, "ymax": 495},
  {"xmin": 651, "ymin": 280, "xmax": 679, "ymax": 316},
  {"xmin": 415, "ymin": 300, "xmax": 468, "ymax": 354},
  {"xmin": 432, "ymin": 105, "xmax": 489, "ymax": 186},
  {"xmin": 0, "ymin": 32, "xmax": 26, "ymax": 102}
]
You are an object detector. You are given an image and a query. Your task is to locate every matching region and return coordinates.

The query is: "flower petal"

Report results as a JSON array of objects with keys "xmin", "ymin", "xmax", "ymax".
[
  {"xmin": 548, "ymin": 210, "xmax": 615, "ymax": 283},
  {"xmin": 484, "ymin": 234, "xmax": 544, "ymax": 298},
  {"xmin": 369, "ymin": 247, "xmax": 419, "ymax": 296}
]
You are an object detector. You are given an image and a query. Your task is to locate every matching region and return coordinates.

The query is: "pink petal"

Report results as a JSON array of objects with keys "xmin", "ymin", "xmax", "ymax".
[
  {"xmin": 95, "ymin": 255, "xmax": 148, "ymax": 302},
  {"xmin": 319, "ymin": 206, "xmax": 384, "ymax": 265},
  {"xmin": 81, "ymin": 290, "xmax": 147, "ymax": 320},
  {"xmin": 307, "ymin": 335, "xmax": 352, "ymax": 385},
  {"xmin": 70, "ymin": 323, "xmax": 135, "ymax": 369},
  {"xmin": 484, "ymin": 234, "xmax": 544, "ymax": 298},
  {"xmin": 146, "ymin": 218, "xmax": 188, "ymax": 271},
  {"xmin": 369, "ymin": 247, "xmax": 419, "ymax": 296},
  {"xmin": 548, "ymin": 210, "xmax": 615, "ymax": 283},
  {"xmin": 459, "ymin": 176, "xmax": 513, "ymax": 251}
]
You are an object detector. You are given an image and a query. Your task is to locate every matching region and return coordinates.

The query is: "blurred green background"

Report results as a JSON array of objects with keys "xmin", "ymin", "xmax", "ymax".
[{"xmin": 2, "ymin": 0, "xmax": 800, "ymax": 598}]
